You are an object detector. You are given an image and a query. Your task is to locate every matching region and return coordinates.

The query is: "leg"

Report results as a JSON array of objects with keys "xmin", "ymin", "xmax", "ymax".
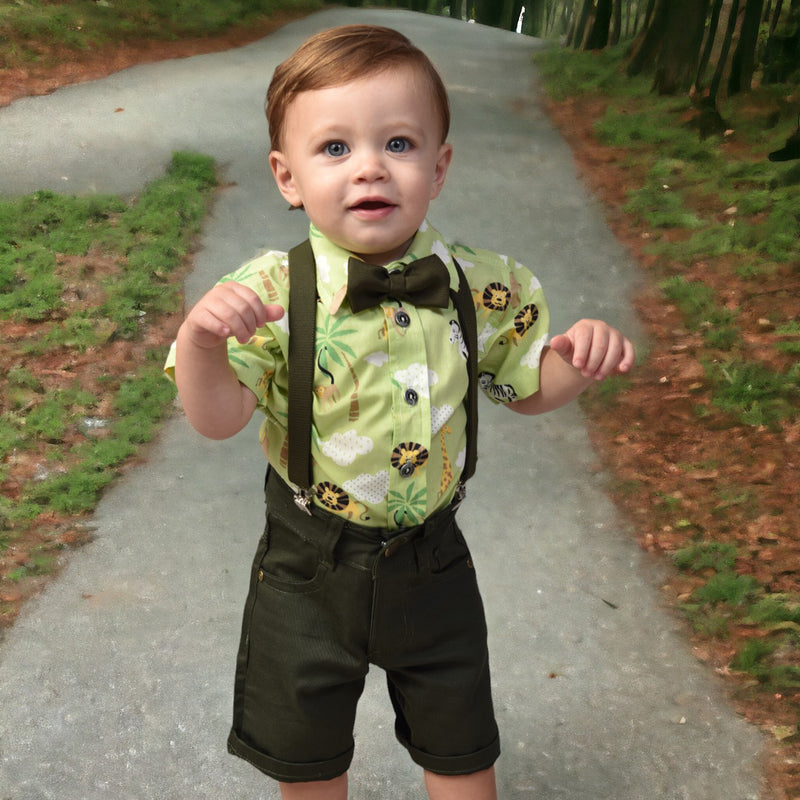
[
  {"xmin": 280, "ymin": 774, "xmax": 348, "ymax": 800},
  {"xmin": 424, "ymin": 766, "xmax": 497, "ymax": 800}
]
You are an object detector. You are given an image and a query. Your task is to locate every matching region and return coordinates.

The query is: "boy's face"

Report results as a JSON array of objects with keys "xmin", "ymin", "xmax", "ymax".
[{"xmin": 269, "ymin": 66, "xmax": 452, "ymax": 265}]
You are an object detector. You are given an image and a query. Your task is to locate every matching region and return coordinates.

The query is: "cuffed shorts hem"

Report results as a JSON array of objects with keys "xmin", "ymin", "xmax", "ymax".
[
  {"xmin": 227, "ymin": 728, "xmax": 353, "ymax": 784},
  {"xmin": 399, "ymin": 732, "xmax": 501, "ymax": 776}
]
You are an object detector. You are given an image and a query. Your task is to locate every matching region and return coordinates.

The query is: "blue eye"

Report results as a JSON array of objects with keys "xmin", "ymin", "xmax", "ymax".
[
  {"xmin": 387, "ymin": 137, "xmax": 411, "ymax": 154},
  {"xmin": 324, "ymin": 141, "xmax": 349, "ymax": 157}
]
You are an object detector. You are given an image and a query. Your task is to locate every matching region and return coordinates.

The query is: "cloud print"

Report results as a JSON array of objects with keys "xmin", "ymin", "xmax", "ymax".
[
  {"xmin": 394, "ymin": 363, "xmax": 437, "ymax": 397},
  {"xmin": 343, "ymin": 471, "xmax": 389, "ymax": 504},
  {"xmin": 320, "ymin": 429, "xmax": 373, "ymax": 466}
]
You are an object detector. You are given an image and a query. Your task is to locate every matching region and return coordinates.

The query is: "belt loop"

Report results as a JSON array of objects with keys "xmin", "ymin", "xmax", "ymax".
[{"xmin": 320, "ymin": 513, "xmax": 344, "ymax": 569}]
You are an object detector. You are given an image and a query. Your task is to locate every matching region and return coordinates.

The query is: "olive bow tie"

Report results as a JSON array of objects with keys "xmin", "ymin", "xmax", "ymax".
[{"xmin": 346, "ymin": 255, "xmax": 451, "ymax": 314}]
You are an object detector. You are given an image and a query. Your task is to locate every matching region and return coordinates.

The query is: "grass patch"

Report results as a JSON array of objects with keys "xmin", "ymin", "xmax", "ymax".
[
  {"xmin": 710, "ymin": 359, "xmax": 800, "ymax": 428},
  {"xmin": 1, "ymin": 152, "xmax": 216, "ymax": 550},
  {"xmin": 0, "ymin": 0, "xmax": 321, "ymax": 70},
  {"xmin": 0, "ymin": 152, "xmax": 216, "ymax": 337},
  {"xmin": 659, "ymin": 276, "xmax": 740, "ymax": 350},
  {"xmin": 673, "ymin": 541, "xmax": 738, "ymax": 573}
]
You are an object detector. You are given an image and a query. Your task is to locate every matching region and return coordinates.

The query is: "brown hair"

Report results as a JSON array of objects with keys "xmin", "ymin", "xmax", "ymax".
[{"xmin": 266, "ymin": 24, "xmax": 450, "ymax": 150}]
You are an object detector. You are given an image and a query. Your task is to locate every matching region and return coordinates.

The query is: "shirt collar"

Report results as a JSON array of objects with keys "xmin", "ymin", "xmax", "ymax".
[{"xmin": 308, "ymin": 220, "xmax": 460, "ymax": 314}]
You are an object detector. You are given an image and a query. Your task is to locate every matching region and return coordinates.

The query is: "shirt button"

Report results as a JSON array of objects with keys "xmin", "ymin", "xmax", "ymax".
[
  {"xmin": 395, "ymin": 309, "xmax": 411, "ymax": 328},
  {"xmin": 399, "ymin": 462, "xmax": 415, "ymax": 478},
  {"xmin": 404, "ymin": 388, "xmax": 418, "ymax": 406}
]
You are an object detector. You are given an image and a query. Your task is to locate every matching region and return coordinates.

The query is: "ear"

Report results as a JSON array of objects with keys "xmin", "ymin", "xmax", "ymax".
[
  {"xmin": 429, "ymin": 142, "xmax": 453, "ymax": 200},
  {"xmin": 269, "ymin": 150, "xmax": 303, "ymax": 207}
]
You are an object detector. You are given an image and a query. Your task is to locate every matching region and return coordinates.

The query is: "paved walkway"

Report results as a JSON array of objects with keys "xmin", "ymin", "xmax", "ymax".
[{"xmin": 0, "ymin": 8, "xmax": 765, "ymax": 799}]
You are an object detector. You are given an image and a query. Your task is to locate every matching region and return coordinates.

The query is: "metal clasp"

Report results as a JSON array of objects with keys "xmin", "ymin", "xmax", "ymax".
[
  {"xmin": 293, "ymin": 489, "xmax": 314, "ymax": 516},
  {"xmin": 451, "ymin": 482, "xmax": 466, "ymax": 510}
]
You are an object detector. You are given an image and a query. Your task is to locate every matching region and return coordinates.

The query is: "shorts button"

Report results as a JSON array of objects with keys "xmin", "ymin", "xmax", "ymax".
[
  {"xmin": 404, "ymin": 388, "xmax": 418, "ymax": 406},
  {"xmin": 399, "ymin": 462, "xmax": 415, "ymax": 478},
  {"xmin": 395, "ymin": 309, "xmax": 411, "ymax": 328}
]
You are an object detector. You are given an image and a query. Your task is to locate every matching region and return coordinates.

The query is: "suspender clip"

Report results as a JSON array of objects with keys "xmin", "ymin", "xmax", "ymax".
[
  {"xmin": 293, "ymin": 489, "xmax": 314, "ymax": 516},
  {"xmin": 451, "ymin": 482, "xmax": 467, "ymax": 510}
]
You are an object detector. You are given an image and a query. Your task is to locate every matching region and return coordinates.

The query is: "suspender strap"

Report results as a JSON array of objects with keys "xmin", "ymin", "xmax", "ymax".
[
  {"xmin": 451, "ymin": 259, "xmax": 479, "ymax": 482},
  {"xmin": 287, "ymin": 239, "xmax": 316, "ymax": 490},
  {"xmin": 286, "ymin": 241, "xmax": 479, "ymax": 496}
]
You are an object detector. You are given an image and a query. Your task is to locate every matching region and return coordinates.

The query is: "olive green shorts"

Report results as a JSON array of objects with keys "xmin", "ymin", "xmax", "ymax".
[{"xmin": 227, "ymin": 470, "xmax": 500, "ymax": 784}]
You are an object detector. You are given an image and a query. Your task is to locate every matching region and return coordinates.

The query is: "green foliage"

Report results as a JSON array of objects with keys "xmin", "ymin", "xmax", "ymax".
[
  {"xmin": 710, "ymin": 359, "xmax": 800, "ymax": 427},
  {"xmin": 747, "ymin": 597, "xmax": 800, "ymax": 627},
  {"xmin": 0, "ymin": 0, "xmax": 321, "ymax": 68},
  {"xmin": 659, "ymin": 276, "xmax": 738, "ymax": 349},
  {"xmin": 673, "ymin": 541, "xmax": 738, "ymax": 573},
  {"xmin": 776, "ymin": 321, "xmax": 800, "ymax": 356},
  {"xmin": 624, "ymin": 182, "xmax": 703, "ymax": 229},
  {"xmin": 23, "ymin": 363, "xmax": 176, "ymax": 515},
  {"xmin": 693, "ymin": 572, "xmax": 761, "ymax": 606},
  {"xmin": 0, "ymin": 152, "xmax": 217, "ymax": 337},
  {"xmin": 581, "ymin": 374, "xmax": 633, "ymax": 410},
  {"xmin": 1, "ymin": 155, "xmax": 202, "ymax": 529},
  {"xmin": 534, "ymin": 44, "xmax": 648, "ymax": 101},
  {"xmin": 731, "ymin": 638, "xmax": 776, "ymax": 673}
]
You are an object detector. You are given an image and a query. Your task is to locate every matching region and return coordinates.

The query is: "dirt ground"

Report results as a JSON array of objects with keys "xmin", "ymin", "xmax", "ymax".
[{"xmin": 1, "ymin": 23, "xmax": 799, "ymax": 799}]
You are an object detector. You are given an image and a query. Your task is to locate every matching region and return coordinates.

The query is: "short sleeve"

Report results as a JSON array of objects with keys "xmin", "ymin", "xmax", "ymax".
[
  {"xmin": 163, "ymin": 250, "xmax": 290, "ymax": 410},
  {"xmin": 454, "ymin": 246, "xmax": 550, "ymax": 405}
]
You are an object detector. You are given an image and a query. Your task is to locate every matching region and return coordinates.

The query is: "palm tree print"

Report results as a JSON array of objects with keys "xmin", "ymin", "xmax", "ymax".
[
  {"xmin": 315, "ymin": 315, "xmax": 361, "ymax": 421},
  {"xmin": 388, "ymin": 483, "xmax": 427, "ymax": 527}
]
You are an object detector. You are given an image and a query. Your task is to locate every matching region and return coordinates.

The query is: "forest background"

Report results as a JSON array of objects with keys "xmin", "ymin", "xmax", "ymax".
[{"xmin": 0, "ymin": 0, "xmax": 799, "ymax": 797}]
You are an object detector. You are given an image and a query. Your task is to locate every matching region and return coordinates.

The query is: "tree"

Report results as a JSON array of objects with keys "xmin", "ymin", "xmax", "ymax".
[
  {"xmin": 652, "ymin": 0, "xmax": 711, "ymax": 94},
  {"xmin": 568, "ymin": 0, "xmax": 594, "ymax": 48},
  {"xmin": 694, "ymin": 0, "xmax": 725, "ymax": 92},
  {"xmin": 627, "ymin": 0, "xmax": 669, "ymax": 76},
  {"xmin": 729, "ymin": 0, "xmax": 766, "ymax": 94},
  {"xmin": 473, "ymin": 0, "xmax": 504, "ymax": 27},
  {"xmin": 584, "ymin": 0, "xmax": 613, "ymax": 49},
  {"xmin": 708, "ymin": 0, "xmax": 742, "ymax": 104}
]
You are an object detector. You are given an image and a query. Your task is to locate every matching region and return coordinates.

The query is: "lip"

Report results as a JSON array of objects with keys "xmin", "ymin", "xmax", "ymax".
[{"xmin": 348, "ymin": 196, "xmax": 397, "ymax": 220}]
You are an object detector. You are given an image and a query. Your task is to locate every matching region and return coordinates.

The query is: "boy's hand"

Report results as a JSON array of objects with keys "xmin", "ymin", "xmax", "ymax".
[
  {"xmin": 549, "ymin": 319, "xmax": 635, "ymax": 381},
  {"xmin": 181, "ymin": 282, "xmax": 284, "ymax": 350}
]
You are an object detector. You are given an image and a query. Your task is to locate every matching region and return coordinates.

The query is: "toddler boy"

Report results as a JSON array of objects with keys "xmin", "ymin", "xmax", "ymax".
[{"xmin": 169, "ymin": 23, "xmax": 634, "ymax": 800}]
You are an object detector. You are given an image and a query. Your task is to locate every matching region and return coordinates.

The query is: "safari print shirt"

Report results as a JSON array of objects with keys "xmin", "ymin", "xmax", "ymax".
[{"xmin": 167, "ymin": 221, "xmax": 550, "ymax": 530}]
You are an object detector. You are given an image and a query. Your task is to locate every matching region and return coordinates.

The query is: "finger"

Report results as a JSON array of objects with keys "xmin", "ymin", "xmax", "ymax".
[
  {"xmin": 263, "ymin": 303, "xmax": 285, "ymax": 323},
  {"xmin": 616, "ymin": 338, "xmax": 636, "ymax": 374},
  {"xmin": 548, "ymin": 333, "xmax": 573, "ymax": 360},
  {"xmin": 578, "ymin": 325, "xmax": 610, "ymax": 376},
  {"xmin": 213, "ymin": 284, "xmax": 269, "ymax": 342},
  {"xmin": 568, "ymin": 324, "xmax": 594, "ymax": 370},
  {"xmin": 592, "ymin": 335, "xmax": 624, "ymax": 380}
]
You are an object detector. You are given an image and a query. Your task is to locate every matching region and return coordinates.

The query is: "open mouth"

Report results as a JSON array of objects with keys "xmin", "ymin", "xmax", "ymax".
[{"xmin": 352, "ymin": 199, "xmax": 394, "ymax": 211}]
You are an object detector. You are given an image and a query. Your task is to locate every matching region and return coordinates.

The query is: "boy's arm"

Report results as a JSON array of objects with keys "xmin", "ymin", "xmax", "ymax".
[
  {"xmin": 174, "ymin": 282, "xmax": 284, "ymax": 439},
  {"xmin": 508, "ymin": 319, "xmax": 634, "ymax": 416}
]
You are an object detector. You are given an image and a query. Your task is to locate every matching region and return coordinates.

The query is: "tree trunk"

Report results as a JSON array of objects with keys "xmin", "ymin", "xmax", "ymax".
[
  {"xmin": 626, "ymin": 0, "xmax": 668, "ymax": 75},
  {"xmin": 709, "ymin": 0, "xmax": 742, "ymax": 104},
  {"xmin": 769, "ymin": 0, "xmax": 784, "ymax": 32},
  {"xmin": 584, "ymin": 0, "xmax": 613, "ymax": 49},
  {"xmin": 610, "ymin": 0, "xmax": 622, "ymax": 45},
  {"xmin": 653, "ymin": 0, "xmax": 711, "ymax": 94},
  {"xmin": 695, "ymin": 0, "xmax": 724, "ymax": 91},
  {"xmin": 728, "ymin": 0, "xmax": 765, "ymax": 94},
  {"xmin": 571, "ymin": 0, "xmax": 595, "ymax": 48},
  {"xmin": 524, "ymin": 0, "xmax": 547, "ymax": 35},
  {"xmin": 643, "ymin": 0, "xmax": 657, "ymax": 27},
  {"xmin": 473, "ymin": 0, "xmax": 504, "ymax": 27}
]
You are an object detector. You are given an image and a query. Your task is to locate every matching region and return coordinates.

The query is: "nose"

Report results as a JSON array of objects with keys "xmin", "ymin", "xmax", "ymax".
[{"xmin": 352, "ymin": 147, "xmax": 388, "ymax": 183}]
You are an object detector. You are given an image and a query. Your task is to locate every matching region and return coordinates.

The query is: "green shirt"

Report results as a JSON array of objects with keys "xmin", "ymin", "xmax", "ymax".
[{"xmin": 166, "ymin": 220, "xmax": 549, "ymax": 530}]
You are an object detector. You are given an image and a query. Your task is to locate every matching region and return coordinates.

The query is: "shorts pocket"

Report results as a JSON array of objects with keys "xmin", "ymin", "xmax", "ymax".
[
  {"xmin": 257, "ymin": 512, "xmax": 328, "ymax": 594},
  {"xmin": 430, "ymin": 521, "xmax": 474, "ymax": 575}
]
